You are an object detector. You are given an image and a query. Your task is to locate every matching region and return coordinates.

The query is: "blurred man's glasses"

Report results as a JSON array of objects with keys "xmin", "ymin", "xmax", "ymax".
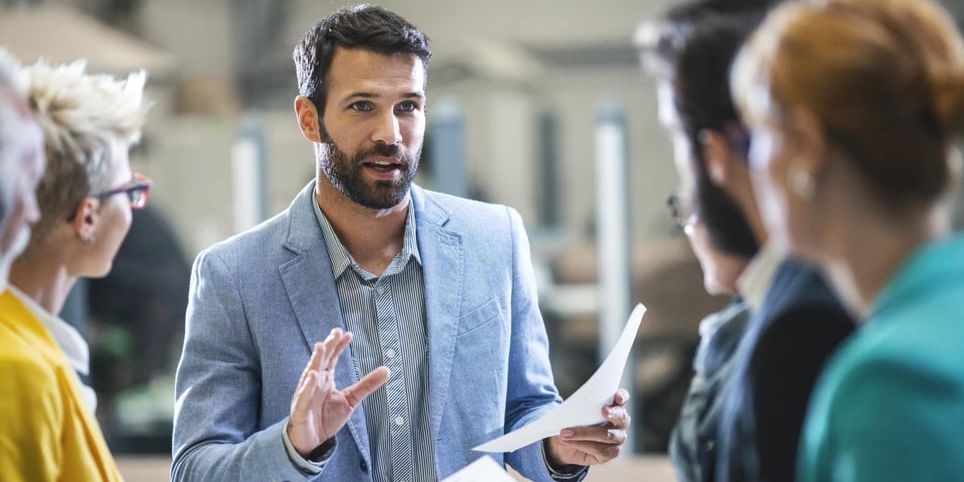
[
  {"xmin": 93, "ymin": 173, "xmax": 153, "ymax": 210},
  {"xmin": 723, "ymin": 123, "xmax": 751, "ymax": 158},
  {"xmin": 666, "ymin": 193, "xmax": 697, "ymax": 231}
]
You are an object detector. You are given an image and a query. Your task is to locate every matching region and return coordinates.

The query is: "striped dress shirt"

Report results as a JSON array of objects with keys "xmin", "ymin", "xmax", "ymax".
[{"xmin": 312, "ymin": 198, "xmax": 436, "ymax": 482}]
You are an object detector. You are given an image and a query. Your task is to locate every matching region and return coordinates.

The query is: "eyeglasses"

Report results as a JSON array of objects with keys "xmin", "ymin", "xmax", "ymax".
[
  {"xmin": 666, "ymin": 193, "xmax": 697, "ymax": 230},
  {"xmin": 722, "ymin": 123, "xmax": 751, "ymax": 158},
  {"xmin": 93, "ymin": 173, "xmax": 153, "ymax": 210}
]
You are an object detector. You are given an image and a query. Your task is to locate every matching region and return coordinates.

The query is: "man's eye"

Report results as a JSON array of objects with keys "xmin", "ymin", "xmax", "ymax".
[
  {"xmin": 396, "ymin": 101, "xmax": 418, "ymax": 113},
  {"xmin": 350, "ymin": 102, "xmax": 374, "ymax": 112}
]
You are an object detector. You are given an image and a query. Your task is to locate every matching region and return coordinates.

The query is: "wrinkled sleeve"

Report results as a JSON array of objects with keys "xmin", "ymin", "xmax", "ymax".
[
  {"xmin": 502, "ymin": 207, "xmax": 587, "ymax": 482},
  {"xmin": 171, "ymin": 248, "xmax": 318, "ymax": 482}
]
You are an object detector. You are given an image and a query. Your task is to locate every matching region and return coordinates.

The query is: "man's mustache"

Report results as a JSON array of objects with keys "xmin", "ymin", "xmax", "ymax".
[{"xmin": 353, "ymin": 143, "xmax": 413, "ymax": 165}]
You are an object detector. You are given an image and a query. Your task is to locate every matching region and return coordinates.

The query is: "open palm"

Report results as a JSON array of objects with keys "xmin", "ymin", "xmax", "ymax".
[{"xmin": 287, "ymin": 328, "xmax": 390, "ymax": 456}]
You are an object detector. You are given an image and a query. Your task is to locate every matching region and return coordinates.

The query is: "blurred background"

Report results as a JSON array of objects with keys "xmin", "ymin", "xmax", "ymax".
[{"xmin": 3, "ymin": 0, "xmax": 964, "ymax": 480}]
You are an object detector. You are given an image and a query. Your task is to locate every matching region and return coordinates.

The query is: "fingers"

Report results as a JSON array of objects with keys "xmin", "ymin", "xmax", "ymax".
[
  {"xmin": 602, "ymin": 405, "xmax": 631, "ymax": 429},
  {"xmin": 343, "ymin": 366, "xmax": 390, "ymax": 408},
  {"xmin": 561, "ymin": 424, "xmax": 628, "ymax": 446},
  {"xmin": 556, "ymin": 438, "xmax": 622, "ymax": 464},
  {"xmin": 297, "ymin": 342, "xmax": 325, "ymax": 389},
  {"xmin": 613, "ymin": 388, "xmax": 630, "ymax": 406},
  {"xmin": 321, "ymin": 329, "xmax": 353, "ymax": 372}
]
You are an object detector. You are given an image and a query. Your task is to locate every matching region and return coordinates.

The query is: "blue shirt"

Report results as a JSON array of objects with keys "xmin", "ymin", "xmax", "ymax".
[{"xmin": 312, "ymin": 199, "xmax": 436, "ymax": 482}]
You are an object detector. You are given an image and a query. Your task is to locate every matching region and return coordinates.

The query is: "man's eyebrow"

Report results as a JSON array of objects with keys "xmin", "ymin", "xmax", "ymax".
[
  {"xmin": 344, "ymin": 92, "xmax": 378, "ymax": 101},
  {"xmin": 341, "ymin": 91, "xmax": 425, "ymax": 102}
]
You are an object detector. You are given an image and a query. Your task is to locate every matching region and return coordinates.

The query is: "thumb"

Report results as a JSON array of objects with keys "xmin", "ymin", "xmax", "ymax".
[{"xmin": 343, "ymin": 366, "xmax": 390, "ymax": 408}]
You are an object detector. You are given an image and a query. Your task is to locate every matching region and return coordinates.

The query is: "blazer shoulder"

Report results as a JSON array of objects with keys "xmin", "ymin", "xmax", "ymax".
[
  {"xmin": 196, "ymin": 209, "xmax": 290, "ymax": 265},
  {"xmin": 421, "ymin": 189, "xmax": 518, "ymax": 238}
]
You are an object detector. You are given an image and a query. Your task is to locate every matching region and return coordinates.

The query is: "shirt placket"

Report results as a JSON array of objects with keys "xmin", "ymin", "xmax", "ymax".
[{"xmin": 373, "ymin": 275, "xmax": 414, "ymax": 482}]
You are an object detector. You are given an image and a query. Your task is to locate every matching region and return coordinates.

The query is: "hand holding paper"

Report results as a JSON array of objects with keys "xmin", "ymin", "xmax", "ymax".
[{"xmin": 473, "ymin": 304, "xmax": 645, "ymax": 457}]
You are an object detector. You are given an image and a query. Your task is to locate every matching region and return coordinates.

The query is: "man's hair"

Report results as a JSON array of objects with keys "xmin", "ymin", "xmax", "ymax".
[
  {"xmin": 293, "ymin": 4, "xmax": 431, "ymax": 114},
  {"xmin": 23, "ymin": 60, "xmax": 147, "ymax": 248},
  {"xmin": 0, "ymin": 50, "xmax": 30, "ymax": 228},
  {"xmin": 636, "ymin": 0, "xmax": 772, "ymax": 258}
]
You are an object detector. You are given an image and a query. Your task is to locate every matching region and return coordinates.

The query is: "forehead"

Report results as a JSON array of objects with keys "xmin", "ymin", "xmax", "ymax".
[{"xmin": 325, "ymin": 47, "xmax": 425, "ymax": 96}]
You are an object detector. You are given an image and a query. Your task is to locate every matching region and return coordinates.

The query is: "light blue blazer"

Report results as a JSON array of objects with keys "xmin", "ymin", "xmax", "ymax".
[{"xmin": 171, "ymin": 181, "xmax": 566, "ymax": 481}]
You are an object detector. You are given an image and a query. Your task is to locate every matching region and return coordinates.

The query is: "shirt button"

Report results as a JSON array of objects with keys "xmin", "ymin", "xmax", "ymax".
[
  {"xmin": 395, "ymin": 416, "xmax": 405, "ymax": 426},
  {"xmin": 376, "ymin": 285, "xmax": 386, "ymax": 294},
  {"xmin": 385, "ymin": 349, "xmax": 396, "ymax": 359},
  {"xmin": 359, "ymin": 459, "xmax": 368, "ymax": 472}
]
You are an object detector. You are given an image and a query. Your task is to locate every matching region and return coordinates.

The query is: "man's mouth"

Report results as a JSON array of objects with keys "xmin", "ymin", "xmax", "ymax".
[{"xmin": 362, "ymin": 158, "xmax": 404, "ymax": 172}]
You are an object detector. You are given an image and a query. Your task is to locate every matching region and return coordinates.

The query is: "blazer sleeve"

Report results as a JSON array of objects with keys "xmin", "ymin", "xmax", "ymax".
[
  {"xmin": 0, "ymin": 358, "xmax": 62, "ymax": 482},
  {"xmin": 171, "ymin": 248, "xmax": 316, "ymax": 482},
  {"xmin": 501, "ymin": 207, "xmax": 584, "ymax": 482}
]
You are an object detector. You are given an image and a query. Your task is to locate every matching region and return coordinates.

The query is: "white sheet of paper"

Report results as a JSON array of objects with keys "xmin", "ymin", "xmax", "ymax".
[
  {"xmin": 440, "ymin": 455, "xmax": 517, "ymax": 482},
  {"xmin": 473, "ymin": 303, "xmax": 647, "ymax": 453}
]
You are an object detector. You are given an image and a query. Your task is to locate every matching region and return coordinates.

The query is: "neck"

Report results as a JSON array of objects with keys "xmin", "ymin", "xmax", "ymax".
[
  {"xmin": 822, "ymin": 204, "xmax": 947, "ymax": 319},
  {"xmin": 9, "ymin": 248, "xmax": 76, "ymax": 315},
  {"xmin": 315, "ymin": 175, "xmax": 410, "ymax": 276}
]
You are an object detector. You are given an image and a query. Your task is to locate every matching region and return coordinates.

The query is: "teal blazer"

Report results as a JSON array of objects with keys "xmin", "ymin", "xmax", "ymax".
[{"xmin": 799, "ymin": 234, "xmax": 964, "ymax": 482}]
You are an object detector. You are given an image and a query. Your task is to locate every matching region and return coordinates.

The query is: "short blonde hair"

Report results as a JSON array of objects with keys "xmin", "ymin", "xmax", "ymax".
[
  {"xmin": 732, "ymin": 0, "xmax": 964, "ymax": 207},
  {"xmin": 24, "ymin": 60, "xmax": 147, "ymax": 245}
]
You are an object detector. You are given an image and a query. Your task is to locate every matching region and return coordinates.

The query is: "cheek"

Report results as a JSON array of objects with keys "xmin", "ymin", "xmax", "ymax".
[
  {"xmin": 402, "ymin": 116, "xmax": 425, "ymax": 149},
  {"xmin": 686, "ymin": 220, "xmax": 714, "ymax": 271},
  {"xmin": 104, "ymin": 202, "xmax": 133, "ymax": 245}
]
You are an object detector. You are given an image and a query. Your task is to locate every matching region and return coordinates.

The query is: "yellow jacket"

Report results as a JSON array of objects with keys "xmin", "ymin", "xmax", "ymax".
[{"xmin": 0, "ymin": 290, "xmax": 123, "ymax": 482}]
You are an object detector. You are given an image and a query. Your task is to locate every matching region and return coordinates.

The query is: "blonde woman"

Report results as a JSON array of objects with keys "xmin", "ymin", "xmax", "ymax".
[
  {"xmin": 0, "ymin": 60, "xmax": 149, "ymax": 481},
  {"xmin": 731, "ymin": 0, "xmax": 964, "ymax": 479}
]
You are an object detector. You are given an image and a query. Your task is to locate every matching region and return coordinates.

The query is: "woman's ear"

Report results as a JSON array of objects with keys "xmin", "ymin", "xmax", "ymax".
[
  {"xmin": 294, "ymin": 95, "xmax": 323, "ymax": 143},
  {"xmin": 70, "ymin": 197, "xmax": 100, "ymax": 244},
  {"xmin": 787, "ymin": 107, "xmax": 828, "ymax": 177}
]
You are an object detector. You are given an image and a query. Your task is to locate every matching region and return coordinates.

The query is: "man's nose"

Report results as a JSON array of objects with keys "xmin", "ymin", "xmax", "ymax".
[{"xmin": 371, "ymin": 111, "xmax": 402, "ymax": 146}]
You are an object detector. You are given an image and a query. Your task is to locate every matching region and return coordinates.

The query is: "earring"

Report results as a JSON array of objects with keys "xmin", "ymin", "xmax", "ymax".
[{"xmin": 787, "ymin": 166, "xmax": 815, "ymax": 199}]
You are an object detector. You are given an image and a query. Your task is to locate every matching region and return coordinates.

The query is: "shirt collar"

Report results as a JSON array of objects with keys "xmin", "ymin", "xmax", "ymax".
[
  {"xmin": 6, "ymin": 285, "xmax": 91, "ymax": 377},
  {"xmin": 736, "ymin": 243, "xmax": 783, "ymax": 311},
  {"xmin": 312, "ymin": 196, "xmax": 421, "ymax": 280}
]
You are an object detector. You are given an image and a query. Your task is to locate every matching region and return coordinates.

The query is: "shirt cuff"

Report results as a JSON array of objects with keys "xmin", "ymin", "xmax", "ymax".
[
  {"xmin": 282, "ymin": 422, "xmax": 334, "ymax": 475},
  {"xmin": 542, "ymin": 440, "xmax": 588, "ymax": 480}
]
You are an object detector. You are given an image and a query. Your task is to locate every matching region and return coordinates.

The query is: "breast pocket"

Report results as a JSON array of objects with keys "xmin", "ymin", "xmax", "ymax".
[{"xmin": 457, "ymin": 297, "xmax": 503, "ymax": 337}]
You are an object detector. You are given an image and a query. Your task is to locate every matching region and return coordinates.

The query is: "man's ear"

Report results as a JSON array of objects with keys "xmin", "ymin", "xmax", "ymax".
[
  {"xmin": 70, "ymin": 197, "xmax": 100, "ymax": 243},
  {"xmin": 699, "ymin": 129, "xmax": 739, "ymax": 187},
  {"xmin": 294, "ymin": 95, "xmax": 323, "ymax": 143}
]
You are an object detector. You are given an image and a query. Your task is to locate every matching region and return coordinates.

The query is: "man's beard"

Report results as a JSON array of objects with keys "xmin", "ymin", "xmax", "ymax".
[{"xmin": 318, "ymin": 139, "xmax": 420, "ymax": 210}]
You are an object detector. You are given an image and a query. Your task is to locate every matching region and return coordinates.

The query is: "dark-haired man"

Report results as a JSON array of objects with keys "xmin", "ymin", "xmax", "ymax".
[
  {"xmin": 172, "ymin": 5, "xmax": 629, "ymax": 482},
  {"xmin": 636, "ymin": 1, "xmax": 854, "ymax": 481}
]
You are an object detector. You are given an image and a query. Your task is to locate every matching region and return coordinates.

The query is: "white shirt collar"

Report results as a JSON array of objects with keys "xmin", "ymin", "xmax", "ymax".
[
  {"xmin": 737, "ymin": 243, "xmax": 783, "ymax": 311},
  {"xmin": 7, "ymin": 285, "xmax": 97, "ymax": 412}
]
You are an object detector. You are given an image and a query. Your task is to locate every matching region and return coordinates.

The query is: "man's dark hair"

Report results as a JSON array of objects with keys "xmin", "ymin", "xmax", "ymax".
[
  {"xmin": 293, "ymin": 4, "xmax": 431, "ymax": 114},
  {"xmin": 638, "ymin": 0, "xmax": 771, "ymax": 258}
]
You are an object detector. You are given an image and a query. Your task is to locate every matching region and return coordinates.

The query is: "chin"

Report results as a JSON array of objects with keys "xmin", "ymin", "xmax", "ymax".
[{"xmin": 84, "ymin": 261, "xmax": 114, "ymax": 279}]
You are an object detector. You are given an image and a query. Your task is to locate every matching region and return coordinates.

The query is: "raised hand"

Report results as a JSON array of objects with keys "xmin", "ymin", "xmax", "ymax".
[{"xmin": 286, "ymin": 328, "xmax": 390, "ymax": 457}]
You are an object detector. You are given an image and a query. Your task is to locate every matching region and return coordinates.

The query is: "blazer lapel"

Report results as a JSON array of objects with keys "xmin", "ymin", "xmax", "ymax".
[
  {"xmin": 279, "ymin": 181, "xmax": 372, "ymax": 468},
  {"xmin": 412, "ymin": 186, "xmax": 464, "ymax": 439}
]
